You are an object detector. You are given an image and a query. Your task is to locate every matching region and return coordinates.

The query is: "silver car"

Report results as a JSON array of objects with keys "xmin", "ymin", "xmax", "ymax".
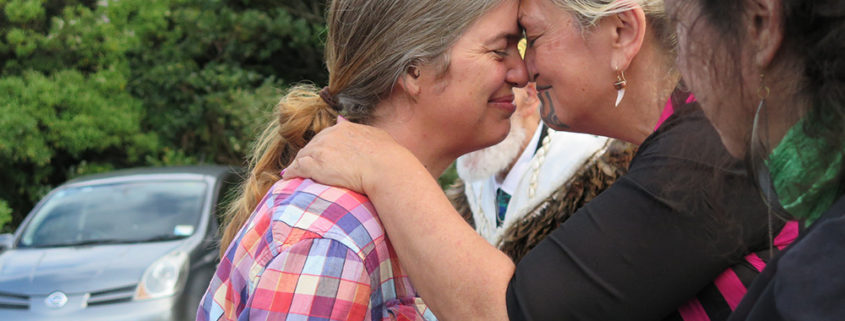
[{"xmin": 0, "ymin": 166, "xmax": 241, "ymax": 321}]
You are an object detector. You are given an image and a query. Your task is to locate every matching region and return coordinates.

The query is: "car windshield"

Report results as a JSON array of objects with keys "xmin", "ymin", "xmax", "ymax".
[{"xmin": 19, "ymin": 180, "xmax": 208, "ymax": 248}]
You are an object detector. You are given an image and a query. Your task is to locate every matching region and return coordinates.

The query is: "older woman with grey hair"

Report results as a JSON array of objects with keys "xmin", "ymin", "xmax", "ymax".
[{"xmin": 282, "ymin": 0, "xmax": 799, "ymax": 320}]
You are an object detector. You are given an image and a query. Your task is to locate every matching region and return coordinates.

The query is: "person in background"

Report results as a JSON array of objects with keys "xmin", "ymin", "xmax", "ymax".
[
  {"xmin": 448, "ymin": 79, "xmax": 634, "ymax": 262},
  {"xmin": 664, "ymin": 0, "xmax": 845, "ymax": 319},
  {"xmin": 196, "ymin": 0, "xmax": 528, "ymax": 320},
  {"xmin": 282, "ymin": 0, "xmax": 798, "ymax": 320}
]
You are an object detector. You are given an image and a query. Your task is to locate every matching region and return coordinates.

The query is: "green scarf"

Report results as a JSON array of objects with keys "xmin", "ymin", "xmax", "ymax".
[{"xmin": 767, "ymin": 117, "xmax": 844, "ymax": 226}]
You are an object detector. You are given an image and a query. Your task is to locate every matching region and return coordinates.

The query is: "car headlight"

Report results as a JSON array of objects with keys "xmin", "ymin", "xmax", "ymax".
[{"xmin": 134, "ymin": 251, "xmax": 189, "ymax": 300}]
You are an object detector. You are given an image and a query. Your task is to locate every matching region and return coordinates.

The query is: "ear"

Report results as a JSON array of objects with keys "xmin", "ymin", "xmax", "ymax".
[
  {"xmin": 608, "ymin": 5, "xmax": 647, "ymax": 72},
  {"xmin": 396, "ymin": 65, "xmax": 423, "ymax": 98},
  {"xmin": 745, "ymin": 0, "xmax": 784, "ymax": 68}
]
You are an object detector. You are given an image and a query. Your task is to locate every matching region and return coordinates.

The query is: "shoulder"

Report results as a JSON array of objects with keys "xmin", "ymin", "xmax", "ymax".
[
  {"xmin": 759, "ymin": 201, "xmax": 845, "ymax": 319},
  {"xmin": 586, "ymin": 98, "xmax": 771, "ymax": 251},
  {"xmin": 628, "ymin": 99, "xmax": 746, "ymax": 187},
  {"xmin": 265, "ymin": 178, "xmax": 383, "ymax": 257},
  {"xmin": 778, "ymin": 198, "xmax": 845, "ymax": 288},
  {"xmin": 637, "ymin": 102, "xmax": 727, "ymax": 165},
  {"xmin": 269, "ymin": 177, "xmax": 373, "ymax": 213}
]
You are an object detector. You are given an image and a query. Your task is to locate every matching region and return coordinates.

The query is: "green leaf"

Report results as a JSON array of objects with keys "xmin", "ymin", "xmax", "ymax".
[
  {"xmin": 0, "ymin": 200, "xmax": 11, "ymax": 232},
  {"xmin": 4, "ymin": 0, "xmax": 45, "ymax": 24}
]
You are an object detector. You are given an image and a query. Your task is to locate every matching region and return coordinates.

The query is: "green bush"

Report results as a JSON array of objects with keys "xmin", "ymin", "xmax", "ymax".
[
  {"xmin": 0, "ymin": 200, "xmax": 11, "ymax": 233},
  {"xmin": 0, "ymin": 0, "xmax": 328, "ymax": 230},
  {"xmin": 438, "ymin": 163, "xmax": 459, "ymax": 190}
]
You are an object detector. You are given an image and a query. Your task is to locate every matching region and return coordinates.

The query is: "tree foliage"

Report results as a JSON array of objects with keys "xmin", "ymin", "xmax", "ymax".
[
  {"xmin": 0, "ymin": 200, "xmax": 11, "ymax": 233},
  {"xmin": 0, "ymin": 0, "xmax": 328, "ymax": 230}
]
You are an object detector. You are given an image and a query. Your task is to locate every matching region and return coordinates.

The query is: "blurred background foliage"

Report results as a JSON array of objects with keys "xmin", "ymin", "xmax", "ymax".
[{"xmin": 0, "ymin": 0, "xmax": 332, "ymax": 232}]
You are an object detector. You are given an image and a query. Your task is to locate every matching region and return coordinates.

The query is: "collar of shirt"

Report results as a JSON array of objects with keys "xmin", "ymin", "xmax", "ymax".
[{"xmin": 496, "ymin": 122, "xmax": 543, "ymax": 195}]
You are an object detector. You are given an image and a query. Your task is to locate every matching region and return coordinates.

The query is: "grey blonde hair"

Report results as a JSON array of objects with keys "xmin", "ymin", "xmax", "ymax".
[
  {"xmin": 551, "ymin": 0, "xmax": 676, "ymax": 53},
  {"xmin": 326, "ymin": 0, "xmax": 509, "ymax": 122},
  {"xmin": 219, "ymin": 0, "xmax": 508, "ymax": 256}
]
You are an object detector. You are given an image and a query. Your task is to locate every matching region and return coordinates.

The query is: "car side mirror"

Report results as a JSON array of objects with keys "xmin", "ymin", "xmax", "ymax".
[{"xmin": 0, "ymin": 233, "xmax": 13, "ymax": 253}]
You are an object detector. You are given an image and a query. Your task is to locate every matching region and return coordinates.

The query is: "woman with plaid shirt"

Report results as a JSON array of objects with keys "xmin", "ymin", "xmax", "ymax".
[{"xmin": 196, "ymin": 0, "xmax": 528, "ymax": 320}]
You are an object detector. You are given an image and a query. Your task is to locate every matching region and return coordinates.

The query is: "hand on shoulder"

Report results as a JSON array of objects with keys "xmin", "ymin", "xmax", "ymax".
[{"xmin": 283, "ymin": 117, "xmax": 419, "ymax": 195}]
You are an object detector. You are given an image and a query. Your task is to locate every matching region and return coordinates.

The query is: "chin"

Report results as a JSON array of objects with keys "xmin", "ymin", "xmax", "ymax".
[{"xmin": 488, "ymin": 116, "xmax": 511, "ymax": 137}]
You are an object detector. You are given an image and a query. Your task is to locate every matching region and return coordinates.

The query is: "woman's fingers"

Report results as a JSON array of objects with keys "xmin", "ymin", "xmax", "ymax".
[
  {"xmin": 283, "ymin": 121, "xmax": 400, "ymax": 194},
  {"xmin": 283, "ymin": 141, "xmax": 357, "ymax": 189}
]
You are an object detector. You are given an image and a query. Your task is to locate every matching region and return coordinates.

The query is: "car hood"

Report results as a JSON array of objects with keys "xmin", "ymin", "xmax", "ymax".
[{"xmin": 0, "ymin": 241, "xmax": 183, "ymax": 296}]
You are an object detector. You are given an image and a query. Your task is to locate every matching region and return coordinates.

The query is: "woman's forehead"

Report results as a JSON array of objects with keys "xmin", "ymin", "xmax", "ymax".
[
  {"xmin": 467, "ymin": 0, "xmax": 521, "ymax": 41},
  {"xmin": 518, "ymin": 0, "xmax": 555, "ymax": 29}
]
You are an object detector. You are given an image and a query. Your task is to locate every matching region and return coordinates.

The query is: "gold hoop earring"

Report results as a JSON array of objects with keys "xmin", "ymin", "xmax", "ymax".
[
  {"xmin": 757, "ymin": 73, "xmax": 770, "ymax": 101},
  {"xmin": 613, "ymin": 68, "xmax": 627, "ymax": 108}
]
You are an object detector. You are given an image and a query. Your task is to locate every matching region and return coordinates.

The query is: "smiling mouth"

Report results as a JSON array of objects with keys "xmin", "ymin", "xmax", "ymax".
[
  {"xmin": 489, "ymin": 95, "xmax": 515, "ymax": 104},
  {"xmin": 488, "ymin": 95, "xmax": 516, "ymax": 113}
]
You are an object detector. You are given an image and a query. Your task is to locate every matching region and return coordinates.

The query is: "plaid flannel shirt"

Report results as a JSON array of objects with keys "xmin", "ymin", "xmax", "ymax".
[{"xmin": 197, "ymin": 178, "xmax": 436, "ymax": 321}]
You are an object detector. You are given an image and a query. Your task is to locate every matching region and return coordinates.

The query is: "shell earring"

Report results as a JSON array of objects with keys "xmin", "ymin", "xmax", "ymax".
[{"xmin": 613, "ymin": 68, "xmax": 627, "ymax": 108}]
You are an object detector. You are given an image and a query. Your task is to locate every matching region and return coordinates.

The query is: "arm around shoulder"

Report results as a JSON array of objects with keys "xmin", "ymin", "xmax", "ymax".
[{"xmin": 284, "ymin": 120, "xmax": 515, "ymax": 320}]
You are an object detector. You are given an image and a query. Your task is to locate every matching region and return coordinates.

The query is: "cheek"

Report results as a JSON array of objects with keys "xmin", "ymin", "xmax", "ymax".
[
  {"xmin": 537, "ymin": 89, "xmax": 572, "ymax": 130},
  {"xmin": 459, "ymin": 60, "xmax": 502, "ymax": 94},
  {"xmin": 531, "ymin": 46, "xmax": 561, "ymax": 78},
  {"xmin": 487, "ymin": 63, "xmax": 509, "ymax": 86}
]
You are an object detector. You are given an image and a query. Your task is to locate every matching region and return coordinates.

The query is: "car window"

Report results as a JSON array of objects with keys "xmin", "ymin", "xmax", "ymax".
[
  {"xmin": 214, "ymin": 175, "xmax": 241, "ymax": 228},
  {"xmin": 19, "ymin": 180, "xmax": 208, "ymax": 248}
]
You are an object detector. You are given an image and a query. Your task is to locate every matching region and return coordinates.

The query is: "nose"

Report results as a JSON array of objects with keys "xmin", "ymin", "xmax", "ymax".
[{"xmin": 506, "ymin": 54, "xmax": 529, "ymax": 88}]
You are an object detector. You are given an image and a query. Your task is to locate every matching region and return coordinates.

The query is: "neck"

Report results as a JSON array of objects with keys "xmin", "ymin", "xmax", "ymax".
[
  {"xmin": 386, "ymin": 126, "xmax": 455, "ymax": 178},
  {"xmin": 588, "ymin": 40, "xmax": 680, "ymax": 145},
  {"xmin": 370, "ymin": 100, "xmax": 455, "ymax": 178},
  {"xmin": 606, "ymin": 45, "xmax": 679, "ymax": 145}
]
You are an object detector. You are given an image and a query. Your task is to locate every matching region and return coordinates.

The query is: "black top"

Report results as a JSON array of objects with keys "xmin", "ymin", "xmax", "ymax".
[
  {"xmin": 506, "ymin": 98, "xmax": 778, "ymax": 320},
  {"xmin": 727, "ymin": 195, "xmax": 845, "ymax": 321}
]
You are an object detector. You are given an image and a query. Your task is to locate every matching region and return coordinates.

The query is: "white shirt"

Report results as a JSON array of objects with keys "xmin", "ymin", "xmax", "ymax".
[{"xmin": 496, "ymin": 124, "xmax": 543, "ymax": 196}]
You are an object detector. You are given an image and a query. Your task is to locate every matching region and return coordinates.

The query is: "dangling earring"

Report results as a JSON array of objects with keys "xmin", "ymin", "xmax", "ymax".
[
  {"xmin": 750, "ymin": 73, "xmax": 772, "ymax": 162},
  {"xmin": 748, "ymin": 72, "xmax": 789, "ymax": 257},
  {"xmin": 750, "ymin": 74, "xmax": 774, "ymax": 201},
  {"xmin": 750, "ymin": 73, "xmax": 773, "ymax": 206},
  {"xmin": 613, "ymin": 68, "xmax": 627, "ymax": 108}
]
